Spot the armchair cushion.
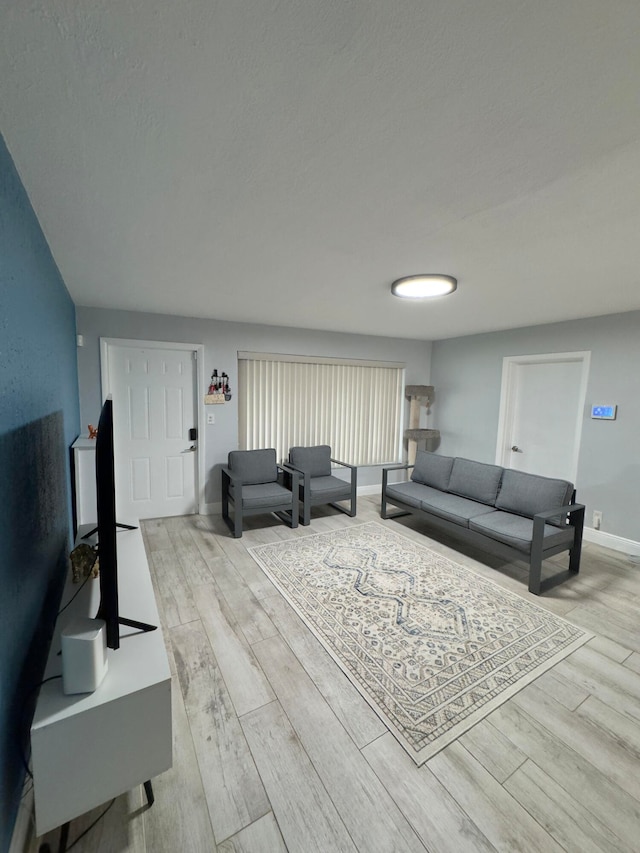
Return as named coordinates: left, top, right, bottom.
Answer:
left=289, top=445, right=332, bottom=478
left=307, top=475, right=352, bottom=500
left=228, top=449, right=278, bottom=485
left=229, top=481, right=294, bottom=509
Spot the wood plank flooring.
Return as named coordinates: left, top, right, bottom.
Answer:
left=34, top=499, right=640, bottom=852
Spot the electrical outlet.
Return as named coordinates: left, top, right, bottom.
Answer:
left=207, top=413, right=215, bottom=425
left=592, top=510, right=602, bottom=530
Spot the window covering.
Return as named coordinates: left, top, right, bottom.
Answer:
left=238, top=353, right=404, bottom=466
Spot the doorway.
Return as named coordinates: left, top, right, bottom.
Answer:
left=101, top=338, right=205, bottom=520
left=495, top=351, right=590, bottom=483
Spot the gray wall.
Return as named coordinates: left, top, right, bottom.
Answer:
left=430, top=310, right=640, bottom=542
left=76, top=307, right=432, bottom=504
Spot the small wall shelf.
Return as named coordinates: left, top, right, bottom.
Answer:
left=204, top=393, right=227, bottom=405
left=206, top=369, right=231, bottom=404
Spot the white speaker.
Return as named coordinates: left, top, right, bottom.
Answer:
left=61, top=617, right=108, bottom=695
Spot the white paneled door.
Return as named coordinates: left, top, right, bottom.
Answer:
left=496, top=352, right=590, bottom=483
left=102, top=340, right=199, bottom=521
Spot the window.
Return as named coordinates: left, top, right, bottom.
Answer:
left=238, top=352, right=404, bottom=465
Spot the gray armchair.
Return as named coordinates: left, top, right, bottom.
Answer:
left=221, top=448, right=300, bottom=538
left=285, top=445, right=357, bottom=526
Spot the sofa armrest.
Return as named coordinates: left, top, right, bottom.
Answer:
left=278, top=464, right=300, bottom=485
left=534, top=503, right=585, bottom=521
left=279, top=462, right=304, bottom=490
left=221, top=465, right=243, bottom=504
left=221, top=465, right=241, bottom=482
left=528, top=502, right=585, bottom=593
left=330, top=458, right=357, bottom=473
left=532, top=502, right=585, bottom=547
left=330, top=459, right=357, bottom=507
left=382, top=463, right=414, bottom=490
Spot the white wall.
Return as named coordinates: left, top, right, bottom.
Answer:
left=76, top=307, right=432, bottom=507
left=430, top=310, right=640, bottom=546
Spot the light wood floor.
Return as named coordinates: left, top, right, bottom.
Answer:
left=36, top=498, right=640, bottom=852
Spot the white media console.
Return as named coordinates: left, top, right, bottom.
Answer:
left=30, top=523, right=172, bottom=837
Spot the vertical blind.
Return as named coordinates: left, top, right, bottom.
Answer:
left=238, top=353, right=404, bottom=465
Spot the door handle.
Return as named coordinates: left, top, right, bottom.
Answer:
left=511, top=445, right=522, bottom=452
left=182, top=445, right=197, bottom=453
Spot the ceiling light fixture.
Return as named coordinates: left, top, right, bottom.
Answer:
left=391, top=274, right=457, bottom=299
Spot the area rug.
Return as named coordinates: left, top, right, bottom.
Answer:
left=248, top=522, right=591, bottom=764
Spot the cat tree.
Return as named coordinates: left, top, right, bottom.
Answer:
left=404, top=385, right=439, bottom=465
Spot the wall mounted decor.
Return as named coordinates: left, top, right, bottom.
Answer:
left=205, top=369, right=232, bottom=404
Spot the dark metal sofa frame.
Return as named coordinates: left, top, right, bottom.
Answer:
left=381, top=463, right=585, bottom=595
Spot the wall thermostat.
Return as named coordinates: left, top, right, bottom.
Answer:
left=591, top=404, right=617, bottom=420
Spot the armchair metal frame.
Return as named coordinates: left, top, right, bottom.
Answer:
left=284, top=457, right=357, bottom=526
left=221, top=464, right=300, bottom=538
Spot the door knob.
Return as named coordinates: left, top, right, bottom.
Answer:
left=511, top=445, right=522, bottom=452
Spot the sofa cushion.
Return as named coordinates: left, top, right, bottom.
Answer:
left=448, top=458, right=503, bottom=505
left=229, top=449, right=278, bottom=485
left=420, top=492, right=497, bottom=527
left=308, top=475, right=351, bottom=500
left=410, top=451, right=454, bottom=491
left=495, top=469, right=573, bottom=523
left=229, top=481, right=293, bottom=509
left=289, top=445, right=332, bottom=478
left=385, top=482, right=444, bottom=509
left=469, top=511, right=574, bottom=554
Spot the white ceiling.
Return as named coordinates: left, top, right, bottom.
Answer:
left=2, top=1, right=640, bottom=340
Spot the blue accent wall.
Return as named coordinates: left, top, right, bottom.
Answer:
left=0, top=133, right=79, bottom=851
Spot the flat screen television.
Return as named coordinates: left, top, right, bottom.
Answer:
left=94, top=396, right=156, bottom=650
left=95, top=396, right=120, bottom=648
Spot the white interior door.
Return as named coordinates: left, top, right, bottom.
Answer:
left=102, top=340, right=200, bottom=521
left=496, top=352, right=590, bottom=483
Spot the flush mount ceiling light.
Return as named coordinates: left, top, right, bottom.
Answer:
left=391, top=274, right=458, bottom=299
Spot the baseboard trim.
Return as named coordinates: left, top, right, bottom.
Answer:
left=201, top=502, right=639, bottom=558
left=201, top=489, right=379, bottom=517
left=583, top=527, right=640, bottom=558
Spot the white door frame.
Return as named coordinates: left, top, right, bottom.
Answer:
left=495, top=351, right=591, bottom=483
left=100, top=337, right=206, bottom=515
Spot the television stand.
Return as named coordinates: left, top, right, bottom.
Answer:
left=38, top=781, right=155, bottom=853
left=118, top=615, right=157, bottom=634
left=81, top=521, right=137, bottom=539
left=30, top=524, right=172, bottom=843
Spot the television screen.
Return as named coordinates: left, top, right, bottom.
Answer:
left=95, top=397, right=120, bottom=649
left=93, top=396, right=156, bottom=650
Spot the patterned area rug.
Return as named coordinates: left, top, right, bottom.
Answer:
left=249, top=522, right=591, bottom=764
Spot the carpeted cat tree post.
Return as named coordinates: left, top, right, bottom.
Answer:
left=404, top=385, right=439, bottom=466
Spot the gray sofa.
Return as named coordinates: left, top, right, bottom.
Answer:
left=381, top=451, right=585, bottom=594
